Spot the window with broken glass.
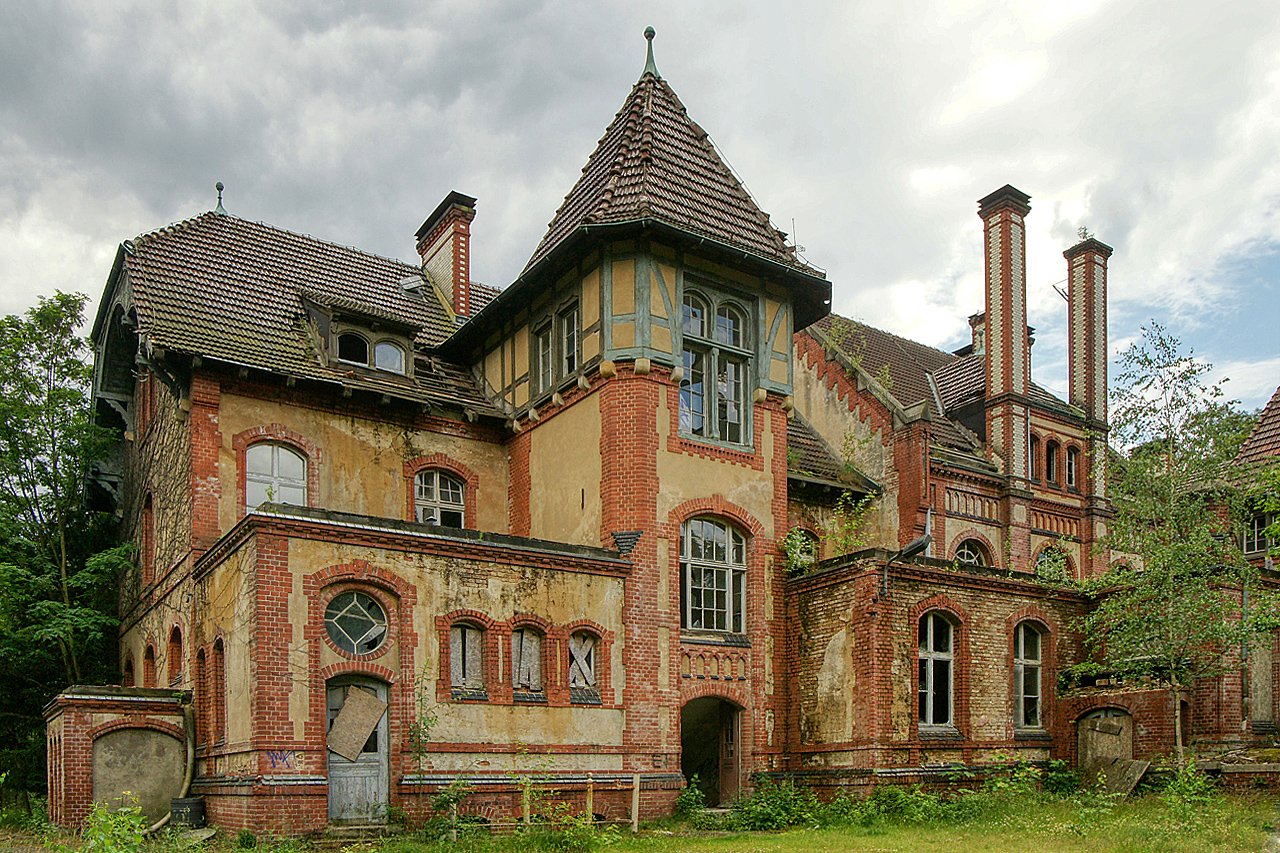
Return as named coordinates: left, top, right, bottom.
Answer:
left=415, top=470, right=465, bottom=526
left=679, top=288, right=752, bottom=445
left=918, top=612, right=954, bottom=728
left=1014, top=622, right=1043, bottom=729
left=325, top=591, right=388, bottom=656
left=680, top=517, right=747, bottom=635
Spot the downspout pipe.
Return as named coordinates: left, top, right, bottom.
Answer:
left=144, top=702, right=196, bottom=835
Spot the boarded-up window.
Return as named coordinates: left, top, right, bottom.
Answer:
left=569, top=632, right=597, bottom=689
left=450, top=625, right=484, bottom=693
left=512, top=629, right=543, bottom=693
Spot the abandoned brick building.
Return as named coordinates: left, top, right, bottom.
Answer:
left=45, top=32, right=1280, bottom=833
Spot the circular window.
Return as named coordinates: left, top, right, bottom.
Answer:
left=325, top=591, right=388, bottom=655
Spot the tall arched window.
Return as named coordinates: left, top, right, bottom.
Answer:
left=450, top=623, right=486, bottom=697
left=680, top=290, right=751, bottom=444
left=569, top=630, right=600, bottom=703
left=211, top=639, right=226, bottom=745
left=123, top=655, right=135, bottom=688
left=1066, top=447, right=1079, bottom=489
left=143, top=645, right=156, bottom=688
left=1014, top=622, right=1044, bottom=729
left=1045, top=440, right=1060, bottom=484
left=1030, top=434, right=1041, bottom=481
left=245, top=443, right=307, bottom=509
left=918, top=612, right=954, bottom=727
left=680, top=517, right=747, bottom=633
left=511, top=627, right=544, bottom=695
left=168, top=626, right=183, bottom=686
left=415, top=470, right=465, bottom=526
left=141, top=493, right=155, bottom=585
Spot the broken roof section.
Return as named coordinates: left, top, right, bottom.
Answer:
left=93, top=211, right=503, bottom=417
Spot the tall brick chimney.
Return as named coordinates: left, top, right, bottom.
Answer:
left=977, top=184, right=1032, bottom=482
left=415, top=191, right=477, bottom=319
left=1064, top=236, right=1112, bottom=428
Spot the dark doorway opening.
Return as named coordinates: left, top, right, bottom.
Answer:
left=681, top=697, right=741, bottom=806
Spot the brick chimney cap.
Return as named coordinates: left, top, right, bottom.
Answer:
left=415, top=190, right=478, bottom=241
left=1064, top=237, right=1114, bottom=260
left=977, top=184, right=1031, bottom=218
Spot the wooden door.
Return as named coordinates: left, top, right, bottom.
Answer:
left=327, top=679, right=389, bottom=823
left=718, top=703, right=740, bottom=804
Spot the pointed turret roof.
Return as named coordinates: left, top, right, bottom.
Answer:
left=523, top=32, right=812, bottom=277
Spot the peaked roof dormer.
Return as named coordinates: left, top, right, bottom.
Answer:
left=524, top=28, right=814, bottom=278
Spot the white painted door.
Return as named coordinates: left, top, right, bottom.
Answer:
left=327, top=679, right=389, bottom=823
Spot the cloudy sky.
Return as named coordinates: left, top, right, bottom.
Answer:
left=2, top=0, right=1277, bottom=409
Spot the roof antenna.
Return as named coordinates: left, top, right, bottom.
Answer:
left=214, top=181, right=227, bottom=215
left=643, top=26, right=659, bottom=78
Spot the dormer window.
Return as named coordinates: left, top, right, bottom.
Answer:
left=332, top=327, right=411, bottom=377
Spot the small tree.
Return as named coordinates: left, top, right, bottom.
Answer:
left=1079, top=322, right=1273, bottom=764
left=0, top=293, right=125, bottom=792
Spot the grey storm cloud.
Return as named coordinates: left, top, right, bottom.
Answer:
left=1, top=0, right=1278, bottom=407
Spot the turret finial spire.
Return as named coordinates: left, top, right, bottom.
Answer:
left=214, top=181, right=227, bottom=215
left=642, top=26, right=659, bottom=78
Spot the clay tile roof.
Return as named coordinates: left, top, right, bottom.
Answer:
left=122, top=212, right=502, bottom=415
left=468, top=282, right=501, bottom=314
left=811, top=314, right=955, bottom=409
left=524, top=70, right=810, bottom=275
left=1236, top=385, right=1280, bottom=468
left=786, top=413, right=879, bottom=494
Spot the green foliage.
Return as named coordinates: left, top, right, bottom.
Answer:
left=0, top=293, right=123, bottom=794
left=728, top=779, right=819, bottom=831
left=526, top=802, right=620, bottom=852
left=778, top=528, right=818, bottom=574
left=1160, top=763, right=1219, bottom=827
left=1041, top=760, right=1081, bottom=795
left=81, top=796, right=147, bottom=853
left=822, top=492, right=875, bottom=556
left=235, top=830, right=257, bottom=849
left=672, top=777, right=706, bottom=819
left=1083, top=323, right=1278, bottom=762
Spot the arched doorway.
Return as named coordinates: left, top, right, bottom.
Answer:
left=681, top=697, right=741, bottom=806
left=1076, top=707, right=1133, bottom=777
left=326, top=676, right=390, bottom=823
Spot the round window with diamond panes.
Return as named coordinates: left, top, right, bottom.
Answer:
left=325, top=591, right=388, bottom=656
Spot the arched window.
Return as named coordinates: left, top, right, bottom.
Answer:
left=415, top=470, right=465, bottom=526
left=325, top=591, right=388, bottom=656
left=680, top=289, right=751, bottom=444
left=569, top=630, right=600, bottom=702
left=450, top=624, right=486, bottom=697
left=511, top=627, right=544, bottom=695
left=1066, top=447, right=1079, bottom=489
left=143, top=645, right=156, bottom=688
left=1014, top=622, right=1044, bottom=729
left=141, top=493, right=155, bottom=585
left=211, top=639, right=226, bottom=745
left=168, top=625, right=183, bottom=686
left=337, top=333, right=369, bottom=365
left=1029, top=434, right=1041, bottom=481
left=1036, top=546, right=1071, bottom=578
left=680, top=517, right=747, bottom=634
left=954, top=539, right=990, bottom=567
left=245, top=442, right=307, bottom=509
left=123, top=655, right=135, bottom=688
left=374, top=341, right=405, bottom=374
left=1045, top=440, right=1060, bottom=484
left=918, top=612, right=954, bottom=727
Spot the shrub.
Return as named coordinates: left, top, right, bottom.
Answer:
left=1161, top=763, right=1219, bottom=826
left=235, top=830, right=257, bottom=849
left=672, top=778, right=706, bottom=819
left=81, top=796, right=148, bottom=853
left=729, top=779, right=819, bottom=831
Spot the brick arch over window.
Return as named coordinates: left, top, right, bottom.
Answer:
left=1032, top=542, right=1078, bottom=578
left=908, top=595, right=970, bottom=736
left=666, top=497, right=767, bottom=539
left=1006, top=607, right=1058, bottom=732
left=948, top=530, right=998, bottom=567
left=142, top=643, right=157, bottom=688
left=167, top=624, right=184, bottom=686
left=435, top=610, right=501, bottom=704
left=303, top=561, right=418, bottom=757
left=402, top=454, right=479, bottom=528
left=232, top=424, right=321, bottom=516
